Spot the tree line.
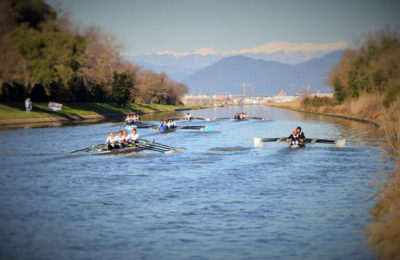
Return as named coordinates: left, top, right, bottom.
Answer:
left=328, top=27, right=400, bottom=107
left=0, top=0, right=188, bottom=106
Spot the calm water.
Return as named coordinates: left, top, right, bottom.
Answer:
left=0, top=105, right=389, bottom=259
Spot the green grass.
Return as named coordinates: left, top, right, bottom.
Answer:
left=0, top=102, right=207, bottom=120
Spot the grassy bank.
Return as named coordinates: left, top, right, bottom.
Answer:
left=265, top=94, right=382, bottom=126
left=0, top=102, right=207, bottom=124
left=266, top=95, right=400, bottom=259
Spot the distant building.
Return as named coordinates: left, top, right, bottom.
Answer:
left=278, top=90, right=287, bottom=96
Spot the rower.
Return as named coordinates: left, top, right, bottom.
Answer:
left=167, top=119, right=176, bottom=129
left=185, top=112, right=193, bottom=121
left=296, top=126, right=305, bottom=143
left=105, top=132, right=117, bottom=150
left=159, top=121, right=168, bottom=131
left=164, top=119, right=169, bottom=129
left=287, top=127, right=306, bottom=145
left=125, top=115, right=132, bottom=124
left=115, top=130, right=125, bottom=148
left=234, top=113, right=239, bottom=120
left=287, top=129, right=299, bottom=145
left=127, top=128, right=140, bottom=144
left=122, top=130, right=129, bottom=146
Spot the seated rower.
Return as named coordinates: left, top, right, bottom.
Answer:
left=115, top=130, right=125, bottom=148
left=287, top=129, right=299, bottom=145
left=296, top=126, right=305, bottom=143
left=185, top=112, right=193, bottom=121
left=163, top=119, right=169, bottom=129
left=127, top=129, right=140, bottom=144
left=167, top=119, right=176, bottom=129
left=105, top=132, right=117, bottom=150
left=159, top=121, right=168, bottom=131
left=287, top=127, right=306, bottom=145
left=122, top=130, right=129, bottom=146
left=234, top=113, right=240, bottom=120
left=125, top=115, right=131, bottom=124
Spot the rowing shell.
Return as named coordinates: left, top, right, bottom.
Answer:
left=254, top=137, right=346, bottom=147
left=93, top=145, right=150, bottom=155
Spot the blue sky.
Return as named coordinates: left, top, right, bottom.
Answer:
left=47, top=0, right=400, bottom=55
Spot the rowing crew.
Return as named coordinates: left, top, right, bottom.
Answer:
left=287, top=126, right=305, bottom=145
left=125, top=114, right=141, bottom=124
left=105, top=129, right=140, bottom=150
left=234, top=112, right=248, bottom=120
left=159, top=119, right=177, bottom=131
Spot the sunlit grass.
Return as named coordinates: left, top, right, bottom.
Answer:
left=0, top=102, right=207, bottom=120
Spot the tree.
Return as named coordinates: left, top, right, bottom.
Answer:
left=111, top=71, right=133, bottom=107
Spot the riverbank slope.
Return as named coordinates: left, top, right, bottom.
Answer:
left=0, top=102, right=207, bottom=126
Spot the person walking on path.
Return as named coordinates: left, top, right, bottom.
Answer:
left=25, top=98, right=32, bottom=113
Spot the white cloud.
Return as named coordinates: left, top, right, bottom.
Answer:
left=149, top=41, right=349, bottom=57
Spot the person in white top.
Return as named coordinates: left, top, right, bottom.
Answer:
left=167, top=119, right=176, bottom=128
left=185, top=112, right=193, bottom=121
left=105, top=132, right=117, bottom=150
left=25, top=98, right=32, bottom=113
left=122, top=130, right=129, bottom=146
left=115, top=131, right=126, bottom=148
left=127, top=129, right=140, bottom=144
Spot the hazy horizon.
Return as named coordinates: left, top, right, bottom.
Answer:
left=46, top=0, right=400, bottom=56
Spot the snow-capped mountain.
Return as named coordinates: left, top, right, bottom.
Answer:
left=125, top=41, right=348, bottom=81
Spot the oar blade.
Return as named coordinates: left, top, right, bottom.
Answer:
left=200, top=126, right=212, bottom=132
left=335, top=139, right=346, bottom=147
left=254, top=137, right=263, bottom=147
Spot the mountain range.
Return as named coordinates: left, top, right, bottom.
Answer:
left=124, top=41, right=347, bottom=95
left=184, top=51, right=343, bottom=95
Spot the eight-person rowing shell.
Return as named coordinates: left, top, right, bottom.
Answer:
left=105, top=129, right=140, bottom=150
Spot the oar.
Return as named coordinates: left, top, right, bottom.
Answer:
left=140, top=139, right=184, bottom=152
left=70, top=143, right=105, bottom=153
left=250, top=116, right=270, bottom=121
left=136, top=142, right=176, bottom=154
left=306, top=138, right=346, bottom=147
left=140, top=139, right=185, bottom=152
left=179, top=125, right=205, bottom=129
left=140, top=139, right=173, bottom=148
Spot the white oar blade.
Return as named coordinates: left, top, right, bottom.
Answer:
left=254, top=137, right=263, bottom=147
left=335, top=139, right=346, bottom=147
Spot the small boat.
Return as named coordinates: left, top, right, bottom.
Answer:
left=290, top=143, right=305, bottom=149
left=254, top=137, right=346, bottom=148
left=93, top=145, right=151, bottom=155
left=159, top=128, right=177, bottom=133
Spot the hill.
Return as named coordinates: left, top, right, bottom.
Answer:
left=183, top=51, right=343, bottom=95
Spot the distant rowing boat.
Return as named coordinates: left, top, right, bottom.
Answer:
left=254, top=137, right=346, bottom=147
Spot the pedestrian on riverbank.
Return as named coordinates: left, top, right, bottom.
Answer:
left=25, top=98, right=32, bottom=113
